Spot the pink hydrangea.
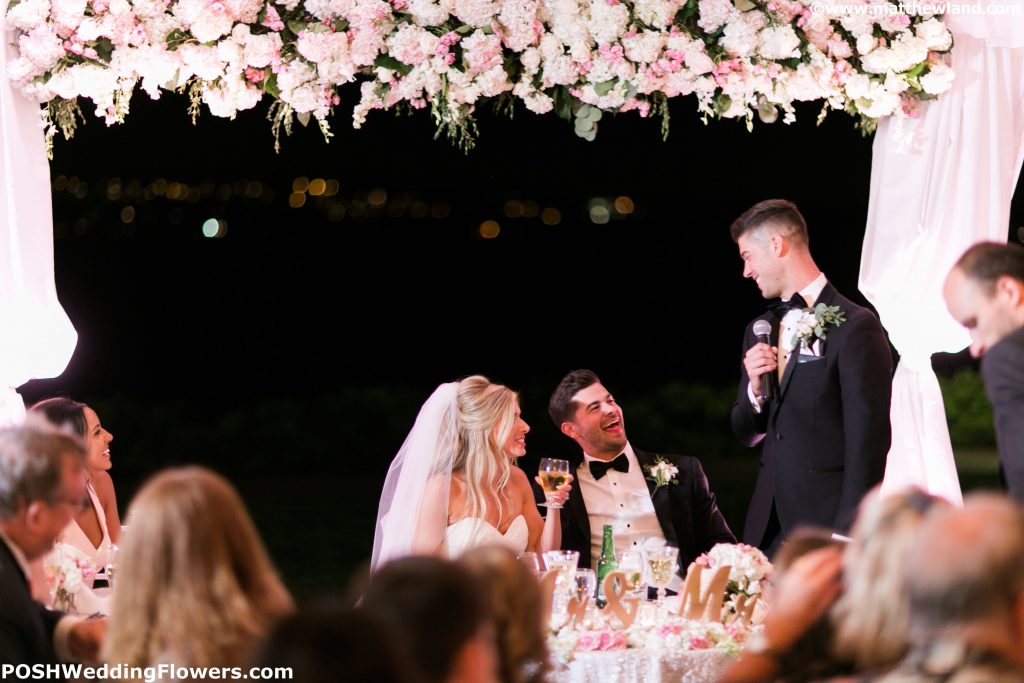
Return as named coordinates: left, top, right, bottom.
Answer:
left=462, top=30, right=502, bottom=73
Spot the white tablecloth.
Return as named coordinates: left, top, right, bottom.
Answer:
left=550, top=648, right=736, bottom=683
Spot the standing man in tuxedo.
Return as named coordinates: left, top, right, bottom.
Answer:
left=547, top=369, right=735, bottom=580
left=730, top=199, right=893, bottom=554
left=0, top=420, right=105, bottom=664
left=943, top=241, right=1024, bottom=500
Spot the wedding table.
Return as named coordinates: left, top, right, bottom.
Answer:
left=549, top=648, right=736, bottom=683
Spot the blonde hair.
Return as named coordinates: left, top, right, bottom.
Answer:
left=103, top=466, right=294, bottom=667
left=452, top=376, right=518, bottom=523
left=830, top=486, right=949, bottom=670
left=460, top=546, right=550, bottom=683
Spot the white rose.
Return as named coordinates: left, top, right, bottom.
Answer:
left=920, top=62, right=954, bottom=94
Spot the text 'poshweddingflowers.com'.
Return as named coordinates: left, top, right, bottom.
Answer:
left=1, top=664, right=294, bottom=682
left=810, top=1, right=1021, bottom=14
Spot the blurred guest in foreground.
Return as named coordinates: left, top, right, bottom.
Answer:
left=719, top=486, right=948, bottom=683
left=0, top=419, right=106, bottom=663
left=102, top=466, right=293, bottom=667
left=460, top=546, right=550, bottom=683
left=251, top=605, right=422, bottom=683
left=359, top=555, right=499, bottom=683
left=874, top=493, right=1024, bottom=682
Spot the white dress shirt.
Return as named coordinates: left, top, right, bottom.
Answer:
left=749, top=272, right=828, bottom=412
left=578, top=443, right=667, bottom=568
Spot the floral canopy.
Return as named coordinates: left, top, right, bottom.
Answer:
left=5, top=0, right=954, bottom=151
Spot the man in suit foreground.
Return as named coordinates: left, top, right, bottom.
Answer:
left=944, top=241, right=1024, bottom=500
left=0, top=420, right=105, bottom=664
left=730, top=199, right=893, bottom=554
left=547, top=369, right=735, bottom=582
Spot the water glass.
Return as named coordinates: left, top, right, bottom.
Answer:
left=517, top=551, right=543, bottom=575
left=573, top=568, right=597, bottom=603
left=541, top=550, right=579, bottom=593
left=617, top=549, right=645, bottom=598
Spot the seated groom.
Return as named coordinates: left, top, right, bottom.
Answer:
left=0, top=419, right=105, bottom=664
left=547, top=369, right=735, bottom=582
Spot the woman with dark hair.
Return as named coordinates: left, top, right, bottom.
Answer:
left=30, top=398, right=120, bottom=562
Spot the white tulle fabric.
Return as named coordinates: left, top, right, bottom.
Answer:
left=860, top=8, right=1024, bottom=505
left=443, top=514, right=528, bottom=558
left=371, top=383, right=457, bottom=571
left=1, top=13, right=78, bottom=425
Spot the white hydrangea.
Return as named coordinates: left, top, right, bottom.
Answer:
left=720, top=11, right=763, bottom=58
left=914, top=17, right=952, bottom=51
left=586, top=0, right=629, bottom=45
left=697, top=0, right=733, bottom=33
left=623, top=30, right=665, bottom=64
left=452, top=0, right=499, bottom=27
left=405, top=0, right=449, bottom=25
left=633, top=0, right=681, bottom=29
left=497, top=0, right=540, bottom=51
left=6, top=0, right=51, bottom=31
left=758, top=25, right=801, bottom=59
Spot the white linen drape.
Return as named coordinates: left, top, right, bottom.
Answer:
left=859, top=7, right=1024, bottom=504
left=1, top=15, right=78, bottom=425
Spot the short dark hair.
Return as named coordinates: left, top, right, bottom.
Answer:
left=953, top=241, right=1024, bottom=294
left=30, top=397, right=88, bottom=437
left=252, top=605, right=422, bottom=683
left=548, top=369, right=602, bottom=428
left=359, top=556, right=489, bottom=683
left=730, top=199, right=808, bottom=246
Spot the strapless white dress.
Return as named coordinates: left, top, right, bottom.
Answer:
left=443, top=514, right=529, bottom=557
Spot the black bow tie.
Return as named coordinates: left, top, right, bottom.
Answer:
left=767, top=293, right=808, bottom=318
left=590, top=454, right=629, bottom=480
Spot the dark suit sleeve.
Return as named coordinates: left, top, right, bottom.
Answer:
left=685, top=456, right=736, bottom=549
left=834, top=312, right=893, bottom=530
left=982, top=338, right=1024, bottom=500
left=731, top=327, right=769, bottom=448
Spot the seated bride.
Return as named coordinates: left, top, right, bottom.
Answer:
left=29, top=398, right=120, bottom=613
left=372, top=376, right=572, bottom=568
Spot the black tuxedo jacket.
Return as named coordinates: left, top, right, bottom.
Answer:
left=730, top=283, right=893, bottom=549
left=0, top=538, right=63, bottom=665
left=982, top=325, right=1024, bottom=501
left=553, top=449, right=735, bottom=576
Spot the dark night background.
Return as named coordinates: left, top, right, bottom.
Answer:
left=17, top=87, right=1024, bottom=599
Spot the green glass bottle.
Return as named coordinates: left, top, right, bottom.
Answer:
left=595, top=524, right=617, bottom=608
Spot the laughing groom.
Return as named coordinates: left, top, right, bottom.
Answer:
left=547, top=369, right=735, bottom=577
left=730, top=199, right=893, bottom=554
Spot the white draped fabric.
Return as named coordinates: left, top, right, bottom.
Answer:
left=1, top=15, right=78, bottom=425
left=860, top=7, right=1024, bottom=504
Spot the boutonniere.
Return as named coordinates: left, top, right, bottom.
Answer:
left=645, top=456, right=679, bottom=496
left=790, top=303, right=845, bottom=350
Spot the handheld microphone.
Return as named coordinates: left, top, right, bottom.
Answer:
left=752, top=319, right=776, bottom=403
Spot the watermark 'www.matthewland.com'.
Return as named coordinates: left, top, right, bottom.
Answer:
left=810, top=1, right=1021, bottom=15
left=1, top=664, right=294, bottom=682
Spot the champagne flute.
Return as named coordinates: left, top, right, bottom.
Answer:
left=105, top=544, right=119, bottom=590
left=538, top=458, right=570, bottom=508
left=617, top=549, right=645, bottom=599
left=646, top=544, right=678, bottom=605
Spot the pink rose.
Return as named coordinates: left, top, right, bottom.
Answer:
left=690, top=636, right=713, bottom=649
left=576, top=633, right=600, bottom=651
